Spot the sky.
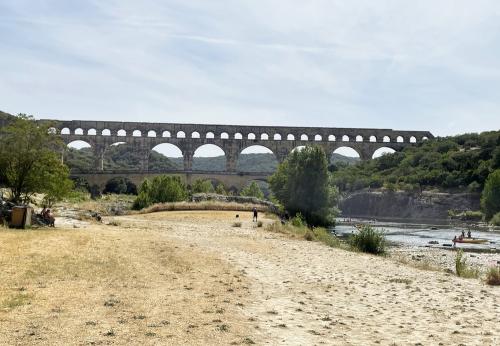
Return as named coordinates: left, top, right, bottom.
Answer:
left=1, top=0, right=500, bottom=143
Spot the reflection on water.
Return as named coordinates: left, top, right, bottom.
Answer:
left=333, top=219, right=500, bottom=251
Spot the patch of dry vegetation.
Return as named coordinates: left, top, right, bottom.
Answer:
left=265, top=221, right=341, bottom=248
left=141, top=201, right=272, bottom=214
left=0, top=224, right=252, bottom=345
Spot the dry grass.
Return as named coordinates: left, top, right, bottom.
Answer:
left=485, top=266, right=500, bottom=285
left=265, top=221, right=341, bottom=248
left=0, top=224, right=251, bottom=345
left=141, top=201, right=272, bottom=214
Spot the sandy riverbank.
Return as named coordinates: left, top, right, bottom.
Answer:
left=1, top=210, right=499, bottom=345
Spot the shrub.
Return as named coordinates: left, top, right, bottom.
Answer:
left=257, top=221, right=263, bottom=227
left=485, top=266, right=500, bottom=285
left=291, top=213, right=306, bottom=227
left=232, top=222, right=242, bottom=227
left=349, top=225, right=386, bottom=255
left=455, top=250, right=479, bottom=278
left=490, top=212, right=500, bottom=226
left=240, top=182, right=264, bottom=200
left=132, top=175, right=187, bottom=210
left=191, top=179, right=215, bottom=194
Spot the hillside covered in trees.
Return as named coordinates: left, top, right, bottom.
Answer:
left=64, top=145, right=358, bottom=173
left=331, top=131, right=500, bottom=192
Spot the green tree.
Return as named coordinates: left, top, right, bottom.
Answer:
left=240, top=181, right=264, bottom=200
left=269, top=146, right=339, bottom=226
left=191, top=179, right=215, bottom=194
left=132, top=175, right=187, bottom=210
left=481, top=169, right=500, bottom=221
left=0, top=114, right=73, bottom=204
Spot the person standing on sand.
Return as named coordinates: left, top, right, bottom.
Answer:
left=252, top=207, right=258, bottom=222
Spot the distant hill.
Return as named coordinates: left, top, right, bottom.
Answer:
left=65, top=145, right=359, bottom=173
left=0, top=110, right=14, bottom=123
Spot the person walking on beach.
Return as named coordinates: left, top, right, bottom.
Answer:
left=252, top=207, right=258, bottom=222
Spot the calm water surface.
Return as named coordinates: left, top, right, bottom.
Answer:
left=333, top=219, right=500, bottom=251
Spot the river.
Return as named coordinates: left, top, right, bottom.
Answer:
left=333, top=219, right=500, bottom=251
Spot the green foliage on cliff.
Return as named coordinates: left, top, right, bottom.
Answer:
left=481, top=169, right=500, bottom=221
left=331, top=131, right=500, bottom=192
left=269, top=146, right=340, bottom=227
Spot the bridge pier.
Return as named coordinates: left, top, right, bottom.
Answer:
left=94, top=146, right=105, bottom=171
left=183, top=150, right=193, bottom=171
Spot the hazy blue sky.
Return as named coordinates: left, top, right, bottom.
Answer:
left=1, top=0, right=500, bottom=137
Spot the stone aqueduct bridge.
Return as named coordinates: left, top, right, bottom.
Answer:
left=42, top=119, right=433, bottom=190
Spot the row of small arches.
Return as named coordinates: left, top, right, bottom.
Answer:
left=57, top=127, right=427, bottom=143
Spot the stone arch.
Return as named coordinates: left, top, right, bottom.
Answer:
left=87, top=129, right=97, bottom=136
left=206, top=132, right=215, bottom=139
left=74, top=128, right=84, bottom=135
left=356, top=135, right=363, bottom=142
left=67, top=140, right=92, bottom=149
left=150, top=143, right=183, bottom=170
left=332, top=146, right=360, bottom=160
left=300, top=134, right=309, bottom=141
left=274, top=134, right=282, bottom=140
left=328, top=135, right=335, bottom=142
left=287, top=134, right=295, bottom=141
left=48, top=127, right=58, bottom=134
left=314, top=134, right=322, bottom=141
left=383, top=136, right=390, bottom=143
left=372, top=147, right=396, bottom=159
left=369, top=135, right=377, bottom=142
left=261, top=133, right=269, bottom=140
left=342, top=135, right=349, bottom=142
left=147, top=130, right=156, bottom=137
left=102, top=129, right=111, bottom=136
left=61, top=127, right=70, bottom=135
left=221, top=132, right=229, bottom=139
left=191, top=131, right=201, bottom=139
left=117, top=129, right=126, bottom=137
left=237, top=145, right=278, bottom=173
left=235, top=133, right=243, bottom=140
left=162, top=130, right=171, bottom=138
left=397, top=136, right=404, bottom=143
left=292, top=145, right=305, bottom=152
left=177, top=131, right=186, bottom=138
left=132, top=130, right=142, bottom=137
left=65, top=140, right=94, bottom=171
left=248, top=133, right=256, bottom=140
left=410, top=136, right=417, bottom=143
left=193, top=144, right=226, bottom=171
left=422, top=136, right=429, bottom=141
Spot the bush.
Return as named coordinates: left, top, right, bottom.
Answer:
left=455, top=250, right=479, bottom=278
left=191, top=179, right=215, bottom=194
left=240, top=182, right=264, bottom=200
left=257, top=221, right=263, bottom=227
left=349, top=225, right=386, bottom=255
left=485, top=266, right=500, bottom=285
left=291, top=213, right=306, bottom=227
left=232, top=222, right=242, bottom=227
left=132, top=175, right=188, bottom=210
left=490, top=212, right=500, bottom=226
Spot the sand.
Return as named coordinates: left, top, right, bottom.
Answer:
left=1, top=210, right=499, bottom=345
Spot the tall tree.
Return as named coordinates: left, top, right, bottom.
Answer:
left=481, top=169, right=500, bottom=221
left=240, top=181, right=265, bottom=199
left=269, top=146, right=339, bottom=226
left=0, top=114, right=73, bottom=204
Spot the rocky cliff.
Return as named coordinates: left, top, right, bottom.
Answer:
left=339, top=190, right=480, bottom=221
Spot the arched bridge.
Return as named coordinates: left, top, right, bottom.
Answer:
left=41, top=119, right=433, bottom=172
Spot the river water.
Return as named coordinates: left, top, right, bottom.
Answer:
left=333, top=219, right=500, bottom=251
